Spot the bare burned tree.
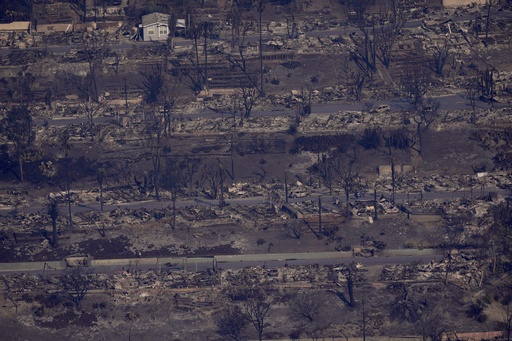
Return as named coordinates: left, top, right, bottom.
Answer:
left=344, top=0, right=377, bottom=77
left=57, top=71, right=104, bottom=142
left=429, top=42, right=451, bottom=77
left=60, top=268, right=91, bottom=309
left=415, top=310, right=445, bottom=341
left=400, top=65, right=433, bottom=109
left=216, top=306, right=249, bottom=341
left=319, top=156, right=336, bottom=195
left=284, top=0, right=301, bottom=39
left=96, top=166, right=106, bottom=212
left=220, top=18, right=262, bottom=121
left=328, top=263, right=359, bottom=308
left=483, top=0, right=500, bottom=47
left=202, top=20, right=215, bottom=90
left=464, top=71, right=480, bottom=123
left=8, top=72, right=35, bottom=105
left=374, top=0, right=405, bottom=68
left=410, top=98, right=441, bottom=156
left=332, top=140, right=361, bottom=209
left=222, top=19, right=260, bottom=91
left=82, top=33, right=109, bottom=102
left=383, top=127, right=412, bottom=200
left=389, top=283, right=427, bottom=323
left=255, top=0, right=266, bottom=96
left=171, top=50, right=205, bottom=93
left=62, top=35, right=108, bottom=136
left=171, top=13, right=210, bottom=93
left=160, top=157, right=185, bottom=230
left=1, top=105, right=33, bottom=183
left=81, top=100, right=104, bottom=142
left=286, top=219, right=306, bottom=240
left=141, top=64, right=166, bottom=105
left=500, top=298, right=512, bottom=341
left=141, top=63, right=177, bottom=137
left=181, top=154, right=201, bottom=190
left=227, top=3, right=243, bottom=48
left=143, top=115, right=166, bottom=200
left=242, top=291, right=274, bottom=341
left=140, top=62, right=177, bottom=200
left=238, top=86, right=260, bottom=126
left=290, top=290, right=323, bottom=323
left=358, top=126, right=382, bottom=150
left=297, top=86, right=313, bottom=117
left=338, top=54, right=368, bottom=102
left=202, top=160, right=228, bottom=205
left=486, top=201, right=512, bottom=273
left=60, top=129, right=73, bottom=228
left=167, top=9, right=178, bottom=53
left=480, top=66, right=498, bottom=108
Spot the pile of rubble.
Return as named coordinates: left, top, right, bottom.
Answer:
left=351, top=198, right=399, bottom=217
left=379, top=250, right=486, bottom=289
left=227, top=182, right=266, bottom=198
left=0, top=191, right=28, bottom=210
left=374, top=171, right=512, bottom=194
left=110, top=268, right=219, bottom=290
left=221, top=264, right=354, bottom=288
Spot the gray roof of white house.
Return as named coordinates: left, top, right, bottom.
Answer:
left=141, top=12, right=170, bottom=27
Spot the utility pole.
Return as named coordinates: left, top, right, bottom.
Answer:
left=318, top=196, right=322, bottom=238
left=362, top=296, right=367, bottom=341
left=391, top=158, right=395, bottom=202
left=258, top=0, right=265, bottom=97
left=284, top=171, right=289, bottom=204
left=94, top=0, right=97, bottom=23
left=373, top=189, right=378, bottom=220
left=230, top=135, right=235, bottom=179
left=204, top=21, right=209, bottom=91
left=124, top=79, right=128, bottom=116
left=218, top=160, right=225, bottom=207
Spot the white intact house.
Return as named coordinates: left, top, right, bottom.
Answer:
left=140, top=12, right=170, bottom=41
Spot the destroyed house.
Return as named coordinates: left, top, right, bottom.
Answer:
left=33, top=3, right=80, bottom=33
left=141, top=12, right=169, bottom=41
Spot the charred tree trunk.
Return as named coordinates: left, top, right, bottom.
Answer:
left=52, top=218, right=57, bottom=248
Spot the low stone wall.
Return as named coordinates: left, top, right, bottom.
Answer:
left=442, top=0, right=485, bottom=7
left=409, top=213, right=443, bottom=223
left=379, top=249, right=442, bottom=257
left=378, top=164, right=414, bottom=175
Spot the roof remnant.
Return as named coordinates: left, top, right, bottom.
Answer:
left=141, top=12, right=170, bottom=28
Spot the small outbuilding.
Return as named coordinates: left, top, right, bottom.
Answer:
left=140, top=12, right=170, bottom=41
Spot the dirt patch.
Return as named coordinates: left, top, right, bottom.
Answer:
left=188, top=244, right=241, bottom=256
left=76, top=235, right=134, bottom=259
left=35, top=310, right=97, bottom=330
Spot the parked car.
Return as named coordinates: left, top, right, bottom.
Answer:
left=372, top=104, right=391, bottom=113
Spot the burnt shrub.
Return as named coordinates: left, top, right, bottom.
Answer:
left=466, top=302, right=487, bottom=323
left=359, top=127, right=381, bottom=150
left=281, top=61, right=301, bottom=70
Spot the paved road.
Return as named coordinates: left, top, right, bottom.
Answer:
left=0, top=251, right=444, bottom=275
left=88, top=253, right=444, bottom=274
